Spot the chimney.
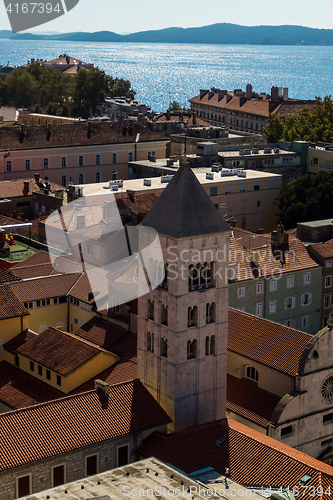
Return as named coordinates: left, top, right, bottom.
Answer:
left=77, top=214, right=85, bottom=227
left=192, top=111, right=197, bottom=125
left=199, top=89, right=209, bottom=99
left=34, top=172, right=39, bottom=182
left=166, top=109, right=171, bottom=121
left=246, top=84, right=252, bottom=100
left=226, top=94, right=232, bottom=103
left=283, top=88, right=288, bottom=101
left=270, top=86, right=279, bottom=101
left=23, top=181, right=29, bottom=192
left=95, top=379, right=110, bottom=397
left=45, top=182, right=51, bottom=191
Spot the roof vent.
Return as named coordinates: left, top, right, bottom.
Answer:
left=206, top=173, right=214, bottom=180
left=109, top=180, right=123, bottom=188
left=111, top=185, right=118, bottom=191
left=299, top=474, right=312, bottom=485
left=95, top=379, right=110, bottom=397
left=215, top=437, right=226, bottom=446
left=143, top=179, right=151, bottom=186
left=237, top=170, right=246, bottom=178
left=211, top=166, right=219, bottom=172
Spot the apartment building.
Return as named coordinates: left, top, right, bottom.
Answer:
left=308, top=142, right=333, bottom=173
left=308, top=240, right=333, bottom=327
left=0, top=121, right=169, bottom=185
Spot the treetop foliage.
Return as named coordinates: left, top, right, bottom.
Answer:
left=264, top=96, right=333, bottom=144
left=275, top=171, right=333, bottom=229
left=0, top=64, right=135, bottom=119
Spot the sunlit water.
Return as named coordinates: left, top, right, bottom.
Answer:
left=1, top=39, right=333, bottom=111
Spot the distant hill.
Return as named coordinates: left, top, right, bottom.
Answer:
left=6, top=23, right=333, bottom=45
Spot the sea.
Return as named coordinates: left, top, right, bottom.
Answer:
left=1, top=39, right=333, bottom=112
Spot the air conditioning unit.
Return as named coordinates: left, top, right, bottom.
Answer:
left=206, top=173, right=214, bottom=180
left=143, top=179, right=151, bottom=186
left=161, top=175, right=173, bottom=184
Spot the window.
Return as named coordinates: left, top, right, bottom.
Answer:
left=36, top=299, right=51, bottom=307
left=38, top=365, right=43, bottom=376
left=210, top=186, right=218, bottom=196
left=43, top=157, right=49, bottom=168
left=327, top=260, right=333, bottom=268
left=287, top=275, right=294, bottom=288
left=78, top=173, right=84, bottom=184
left=325, top=276, right=332, bottom=288
left=237, top=307, right=245, bottom=312
left=61, top=157, right=67, bottom=168
left=52, top=464, right=66, bottom=487
left=187, top=339, right=197, bottom=359
left=301, top=293, right=312, bottom=306
left=56, top=375, right=62, bottom=387
left=112, top=153, right=117, bottom=164
left=304, top=272, right=311, bottom=284
left=268, top=180, right=275, bottom=189
left=239, top=183, right=246, bottom=193
left=324, top=295, right=331, bottom=309
left=323, top=413, right=333, bottom=423
left=24, top=301, right=34, bottom=309
left=321, top=438, right=332, bottom=446
left=188, top=306, right=198, bottom=327
left=302, top=315, right=309, bottom=329
left=284, top=319, right=295, bottom=328
left=95, top=154, right=101, bottom=165
left=225, top=185, right=231, bottom=194
left=237, top=286, right=245, bottom=298
left=128, top=152, right=133, bottom=161
left=117, top=444, right=129, bottom=467
left=29, top=360, right=34, bottom=372
left=25, top=159, right=30, bottom=170
left=256, top=282, right=263, bottom=294
left=254, top=183, right=260, bottom=191
left=70, top=297, right=80, bottom=306
left=16, top=475, right=31, bottom=497
left=246, top=366, right=258, bottom=382
left=61, top=174, right=67, bottom=187
left=74, top=317, right=78, bottom=325
left=270, top=280, right=277, bottom=291
left=46, top=369, right=51, bottom=381
left=242, top=199, right=246, bottom=215
left=95, top=171, right=101, bottom=183
left=281, top=425, right=292, bottom=437
left=161, top=304, right=168, bottom=326
left=78, top=155, right=84, bottom=166
left=284, top=297, right=295, bottom=309
left=6, top=160, right=12, bottom=172
left=257, top=199, right=261, bottom=212
left=270, top=300, right=276, bottom=313
left=86, top=454, right=98, bottom=476
left=256, top=303, right=263, bottom=316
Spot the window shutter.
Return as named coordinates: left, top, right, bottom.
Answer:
left=309, top=293, right=312, bottom=304
left=292, top=297, right=295, bottom=308
left=301, top=295, right=304, bottom=306
left=284, top=298, right=288, bottom=309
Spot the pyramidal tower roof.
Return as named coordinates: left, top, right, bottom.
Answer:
left=142, top=159, right=230, bottom=238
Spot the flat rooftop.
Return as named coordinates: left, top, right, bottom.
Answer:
left=20, top=457, right=266, bottom=500
left=298, top=218, right=333, bottom=228
left=77, top=168, right=282, bottom=197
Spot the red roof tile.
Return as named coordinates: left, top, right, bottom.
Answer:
left=0, top=361, right=62, bottom=410
left=68, top=272, right=94, bottom=304
left=226, top=375, right=280, bottom=427
left=16, top=326, right=109, bottom=376
left=75, top=317, right=130, bottom=351
left=0, top=285, right=28, bottom=319
left=17, top=250, right=51, bottom=266
left=3, top=329, right=36, bottom=354
left=115, top=192, right=158, bottom=215
left=139, top=418, right=333, bottom=498
left=0, top=379, right=171, bottom=472
left=0, top=178, right=62, bottom=198
left=228, top=308, right=311, bottom=376
left=309, top=240, right=333, bottom=260
left=10, top=263, right=55, bottom=280
left=7, top=273, right=81, bottom=302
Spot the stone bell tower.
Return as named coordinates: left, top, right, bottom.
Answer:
left=137, top=160, right=230, bottom=432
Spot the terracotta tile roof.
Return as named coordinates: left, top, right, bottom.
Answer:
left=3, top=329, right=36, bottom=354
left=230, top=232, right=319, bottom=281
left=16, top=326, right=109, bottom=375
left=0, top=378, right=171, bottom=472
left=71, top=358, right=137, bottom=394
left=115, top=192, right=158, bottom=215
left=155, top=112, right=210, bottom=126
left=0, top=361, right=62, bottom=410
left=7, top=273, right=81, bottom=302
left=189, top=92, right=275, bottom=118
left=68, top=272, right=95, bottom=304
left=0, top=122, right=167, bottom=153
left=228, top=308, right=311, bottom=376
left=309, top=240, right=333, bottom=260
left=275, top=100, right=317, bottom=117
left=17, top=250, right=51, bottom=266
left=0, top=178, right=63, bottom=198
left=0, top=285, right=28, bottom=319
left=0, top=269, right=21, bottom=283
left=226, top=375, right=280, bottom=427
left=10, top=263, right=55, bottom=280
left=111, top=333, right=137, bottom=361
left=75, top=317, right=131, bottom=352
left=139, top=417, right=333, bottom=497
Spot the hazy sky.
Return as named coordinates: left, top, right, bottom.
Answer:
left=0, top=0, right=333, bottom=33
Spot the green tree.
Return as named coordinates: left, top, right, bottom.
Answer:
left=6, top=68, right=37, bottom=107
left=263, top=114, right=284, bottom=142
left=275, top=171, right=333, bottom=229
left=169, top=100, right=183, bottom=112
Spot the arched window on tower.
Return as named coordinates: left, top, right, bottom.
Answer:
left=206, top=302, right=216, bottom=324
left=187, top=339, right=197, bottom=359
left=162, top=264, right=168, bottom=289
left=246, top=366, right=259, bottom=382
left=188, top=306, right=198, bottom=327
left=161, top=337, right=168, bottom=358
left=161, top=304, right=168, bottom=326
left=147, top=332, right=154, bottom=352
left=147, top=299, right=154, bottom=321
left=210, top=335, right=215, bottom=354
